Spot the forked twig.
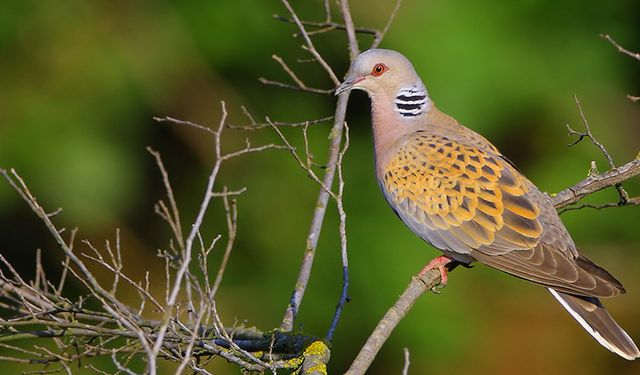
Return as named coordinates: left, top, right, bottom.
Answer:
left=567, top=95, right=630, bottom=205
left=280, top=0, right=340, bottom=86
left=259, top=54, right=334, bottom=95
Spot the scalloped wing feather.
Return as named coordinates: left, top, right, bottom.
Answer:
left=382, top=131, right=542, bottom=255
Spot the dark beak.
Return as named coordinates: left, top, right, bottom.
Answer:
left=334, top=76, right=364, bottom=96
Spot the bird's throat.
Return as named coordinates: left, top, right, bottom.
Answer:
left=371, top=95, right=424, bottom=177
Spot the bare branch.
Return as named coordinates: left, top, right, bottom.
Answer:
left=258, top=77, right=333, bottom=95
left=371, top=0, right=403, bottom=49
left=345, top=269, right=443, bottom=375
left=627, top=95, right=640, bottom=103
left=568, top=96, right=617, bottom=169
left=150, top=102, right=231, bottom=368
left=272, top=16, right=379, bottom=43
left=566, top=95, right=631, bottom=205
left=322, top=0, right=331, bottom=23
left=600, top=34, right=640, bottom=103
left=552, top=159, right=640, bottom=209
left=147, top=148, right=184, bottom=248
left=339, top=0, right=359, bottom=61
left=174, top=302, right=207, bottom=375
left=325, top=124, right=350, bottom=342
left=601, top=34, right=640, bottom=61
left=267, top=117, right=334, bottom=193
left=402, top=348, right=410, bottom=375
left=153, top=116, right=214, bottom=135
left=259, top=54, right=334, bottom=95
left=0, top=168, right=155, bottom=368
left=279, top=0, right=340, bottom=86
left=210, top=188, right=238, bottom=298
left=228, top=116, right=333, bottom=131
left=558, top=196, right=640, bottom=214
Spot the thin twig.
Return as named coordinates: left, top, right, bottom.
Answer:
left=627, top=95, right=640, bottom=103
left=371, top=0, right=403, bottom=49
left=210, top=188, right=238, bottom=298
left=280, top=0, right=340, bottom=86
left=600, top=34, right=640, bottom=103
left=402, top=348, right=410, bottom=375
left=267, top=117, right=334, bottom=194
left=55, top=229, right=76, bottom=297
left=174, top=302, right=207, bottom=375
left=260, top=54, right=333, bottom=95
left=0, top=168, right=155, bottom=371
left=153, top=116, right=215, bottom=135
left=323, top=0, right=331, bottom=23
left=339, top=0, right=359, bottom=61
left=325, top=124, right=350, bottom=343
left=568, top=95, right=630, bottom=204
left=272, top=15, right=379, bottom=40
left=228, top=116, right=333, bottom=131
left=558, top=196, right=640, bottom=214
left=601, top=34, right=640, bottom=61
left=147, top=148, right=184, bottom=248
left=258, top=78, right=333, bottom=95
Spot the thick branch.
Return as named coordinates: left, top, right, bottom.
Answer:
left=345, top=269, right=442, bottom=375
left=551, top=158, right=640, bottom=209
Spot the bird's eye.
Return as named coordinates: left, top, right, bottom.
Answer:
left=371, top=63, right=388, bottom=77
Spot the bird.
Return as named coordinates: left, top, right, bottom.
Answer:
left=335, top=48, right=639, bottom=360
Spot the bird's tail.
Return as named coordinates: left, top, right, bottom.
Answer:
left=548, top=288, right=639, bottom=360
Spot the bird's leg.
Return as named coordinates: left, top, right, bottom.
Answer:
left=418, top=255, right=453, bottom=290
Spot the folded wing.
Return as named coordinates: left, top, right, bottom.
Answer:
left=381, top=131, right=624, bottom=297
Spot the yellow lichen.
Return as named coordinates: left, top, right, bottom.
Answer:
left=304, top=364, right=328, bottom=375
left=303, top=341, right=328, bottom=357
left=299, top=341, right=329, bottom=374
left=282, top=356, right=304, bottom=368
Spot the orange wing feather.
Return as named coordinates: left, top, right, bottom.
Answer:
left=382, top=131, right=542, bottom=254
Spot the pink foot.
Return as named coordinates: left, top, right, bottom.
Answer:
left=418, top=255, right=452, bottom=285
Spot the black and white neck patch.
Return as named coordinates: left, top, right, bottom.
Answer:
left=395, top=87, right=429, bottom=117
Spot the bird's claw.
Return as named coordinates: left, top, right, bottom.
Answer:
left=418, top=256, right=451, bottom=292
left=430, top=282, right=447, bottom=294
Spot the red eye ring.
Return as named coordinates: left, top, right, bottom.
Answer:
left=371, top=63, right=388, bottom=77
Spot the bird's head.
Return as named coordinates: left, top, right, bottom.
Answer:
left=335, top=49, right=425, bottom=97
left=336, top=49, right=430, bottom=118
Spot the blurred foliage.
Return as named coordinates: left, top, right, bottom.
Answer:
left=1, top=0, right=639, bottom=374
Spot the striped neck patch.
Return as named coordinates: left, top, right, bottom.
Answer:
left=395, top=87, right=429, bottom=117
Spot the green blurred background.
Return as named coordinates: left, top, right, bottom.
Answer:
left=1, top=0, right=640, bottom=374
